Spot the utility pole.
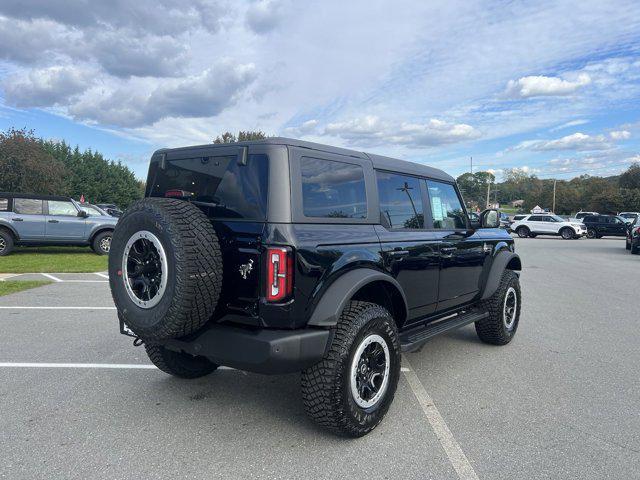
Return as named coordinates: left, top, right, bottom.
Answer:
left=486, top=181, right=491, bottom=209
left=470, top=156, right=473, bottom=174
left=552, top=179, right=557, bottom=213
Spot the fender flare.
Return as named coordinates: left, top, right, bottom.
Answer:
left=480, top=250, right=522, bottom=300
left=307, top=268, right=408, bottom=327
left=0, top=222, right=19, bottom=240
left=89, top=226, right=115, bottom=243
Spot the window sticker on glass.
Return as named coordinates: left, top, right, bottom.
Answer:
left=431, top=196, right=444, bottom=221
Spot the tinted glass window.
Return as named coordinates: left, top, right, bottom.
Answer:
left=301, top=157, right=367, bottom=219
left=148, top=154, right=269, bottom=220
left=583, top=216, right=596, bottom=222
left=529, top=216, right=543, bottom=222
left=513, top=215, right=526, bottom=220
left=48, top=200, right=77, bottom=216
left=14, top=198, right=43, bottom=215
left=377, top=172, right=424, bottom=229
left=0, top=198, right=7, bottom=211
left=426, top=180, right=466, bottom=229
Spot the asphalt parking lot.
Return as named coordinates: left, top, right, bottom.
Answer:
left=1, top=237, right=638, bottom=480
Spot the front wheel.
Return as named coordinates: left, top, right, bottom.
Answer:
left=561, top=228, right=574, bottom=240
left=516, top=227, right=530, bottom=238
left=301, top=301, right=401, bottom=437
left=145, top=344, right=218, bottom=378
left=475, top=270, right=521, bottom=345
left=587, top=228, right=597, bottom=239
left=92, top=231, right=113, bottom=255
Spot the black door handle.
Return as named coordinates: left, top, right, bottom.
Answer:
left=441, top=247, right=457, bottom=255
left=12, top=218, right=23, bottom=222
left=388, top=248, right=410, bottom=257
left=48, top=219, right=59, bottom=223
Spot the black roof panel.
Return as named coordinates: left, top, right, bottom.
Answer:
left=153, top=137, right=454, bottom=182
left=0, top=192, right=72, bottom=202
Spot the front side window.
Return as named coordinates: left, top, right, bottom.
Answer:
left=300, top=157, right=367, bottom=219
left=48, top=200, right=78, bottom=216
left=80, top=204, right=104, bottom=216
left=14, top=198, right=43, bottom=215
left=148, top=153, right=269, bottom=220
left=426, top=180, right=466, bottom=229
left=528, top=216, right=543, bottom=222
left=376, top=171, right=424, bottom=229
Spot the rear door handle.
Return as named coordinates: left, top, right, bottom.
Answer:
left=12, top=218, right=23, bottom=222
left=48, top=219, right=59, bottom=223
left=441, top=247, right=457, bottom=255
left=388, top=248, right=410, bottom=258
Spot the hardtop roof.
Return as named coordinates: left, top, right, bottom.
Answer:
left=153, top=137, right=454, bottom=182
left=0, top=192, right=72, bottom=202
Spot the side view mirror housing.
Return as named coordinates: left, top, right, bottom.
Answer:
left=77, top=210, right=89, bottom=218
left=479, top=209, right=500, bottom=228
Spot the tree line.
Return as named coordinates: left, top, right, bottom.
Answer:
left=0, top=128, right=143, bottom=208
left=457, top=164, right=640, bottom=214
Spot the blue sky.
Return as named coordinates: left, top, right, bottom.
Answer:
left=1, top=0, right=639, bottom=180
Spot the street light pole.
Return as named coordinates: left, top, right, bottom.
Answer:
left=552, top=179, right=557, bottom=213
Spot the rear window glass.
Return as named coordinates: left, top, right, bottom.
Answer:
left=300, top=157, right=367, bottom=219
left=147, top=154, right=269, bottom=220
left=14, top=198, right=43, bottom=215
left=0, top=198, right=7, bottom=211
left=376, top=171, right=423, bottom=229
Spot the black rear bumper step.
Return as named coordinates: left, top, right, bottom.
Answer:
left=400, top=309, right=489, bottom=352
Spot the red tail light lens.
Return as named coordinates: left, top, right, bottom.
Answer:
left=265, top=247, right=294, bottom=302
left=634, top=227, right=640, bottom=236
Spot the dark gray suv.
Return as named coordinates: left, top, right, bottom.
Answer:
left=0, top=193, right=118, bottom=256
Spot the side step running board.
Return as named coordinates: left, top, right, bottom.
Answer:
left=399, top=309, right=489, bottom=352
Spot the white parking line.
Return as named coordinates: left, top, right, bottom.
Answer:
left=0, top=306, right=116, bottom=310
left=41, top=273, right=62, bottom=282
left=403, top=358, right=479, bottom=480
left=94, top=272, right=110, bottom=279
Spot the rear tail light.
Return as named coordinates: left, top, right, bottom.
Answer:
left=265, top=247, right=294, bottom=302
left=634, top=227, right=640, bottom=236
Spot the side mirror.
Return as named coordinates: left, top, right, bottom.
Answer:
left=479, top=209, right=500, bottom=228
left=77, top=210, right=89, bottom=218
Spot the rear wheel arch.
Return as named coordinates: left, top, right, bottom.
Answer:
left=307, top=269, right=408, bottom=328
left=0, top=224, right=18, bottom=241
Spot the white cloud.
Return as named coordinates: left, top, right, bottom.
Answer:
left=322, top=116, right=480, bottom=147
left=505, top=73, right=591, bottom=98
left=69, top=63, right=257, bottom=127
left=3, top=66, right=93, bottom=107
left=246, top=0, right=286, bottom=34
left=549, top=119, right=589, bottom=132
left=515, top=132, right=613, bottom=152
left=609, top=130, right=631, bottom=140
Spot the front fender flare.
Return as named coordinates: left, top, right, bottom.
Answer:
left=480, top=250, right=522, bottom=300
left=307, top=268, right=408, bottom=327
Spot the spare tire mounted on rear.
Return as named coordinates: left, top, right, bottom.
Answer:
left=109, top=198, right=222, bottom=341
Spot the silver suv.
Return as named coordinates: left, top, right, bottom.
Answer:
left=0, top=193, right=118, bottom=256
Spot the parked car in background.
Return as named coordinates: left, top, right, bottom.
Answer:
left=618, top=212, right=640, bottom=224
left=511, top=214, right=586, bottom=239
left=575, top=211, right=599, bottom=220
left=0, top=193, right=118, bottom=256
left=582, top=215, right=628, bottom=239
left=96, top=203, right=123, bottom=217
left=626, top=215, right=640, bottom=254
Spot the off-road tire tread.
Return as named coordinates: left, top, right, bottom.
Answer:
left=301, top=301, right=400, bottom=437
left=145, top=344, right=218, bottom=378
left=111, top=198, right=222, bottom=340
left=475, top=270, right=521, bottom=345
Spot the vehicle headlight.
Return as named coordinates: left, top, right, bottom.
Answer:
left=571, top=223, right=581, bottom=228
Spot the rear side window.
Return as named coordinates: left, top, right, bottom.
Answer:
left=300, top=157, right=367, bottom=219
left=148, top=154, right=269, bottom=220
left=529, top=216, right=543, bottom=222
left=426, top=180, right=466, bottom=229
left=513, top=215, right=526, bottom=220
left=0, top=198, right=7, bottom=211
left=376, top=171, right=423, bottom=229
left=14, top=198, right=43, bottom=215
left=48, top=200, right=77, bottom=216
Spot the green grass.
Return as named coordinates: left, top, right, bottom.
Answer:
left=0, top=280, right=52, bottom=296
left=0, top=246, right=107, bottom=273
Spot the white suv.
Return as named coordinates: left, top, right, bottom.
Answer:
left=511, top=214, right=587, bottom=239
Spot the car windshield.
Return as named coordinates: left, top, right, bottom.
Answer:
left=80, top=204, right=104, bottom=216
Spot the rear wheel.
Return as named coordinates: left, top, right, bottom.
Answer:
left=0, top=229, right=14, bottom=256
left=626, top=238, right=631, bottom=250
left=145, top=344, right=218, bottom=378
left=516, top=226, right=530, bottom=238
left=301, top=301, right=401, bottom=437
left=632, top=243, right=639, bottom=255
left=476, top=270, right=521, bottom=345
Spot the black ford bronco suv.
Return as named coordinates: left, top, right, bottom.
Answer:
left=109, top=138, right=522, bottom=437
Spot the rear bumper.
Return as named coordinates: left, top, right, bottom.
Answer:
left=159, top=324, right=331, bottom=374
